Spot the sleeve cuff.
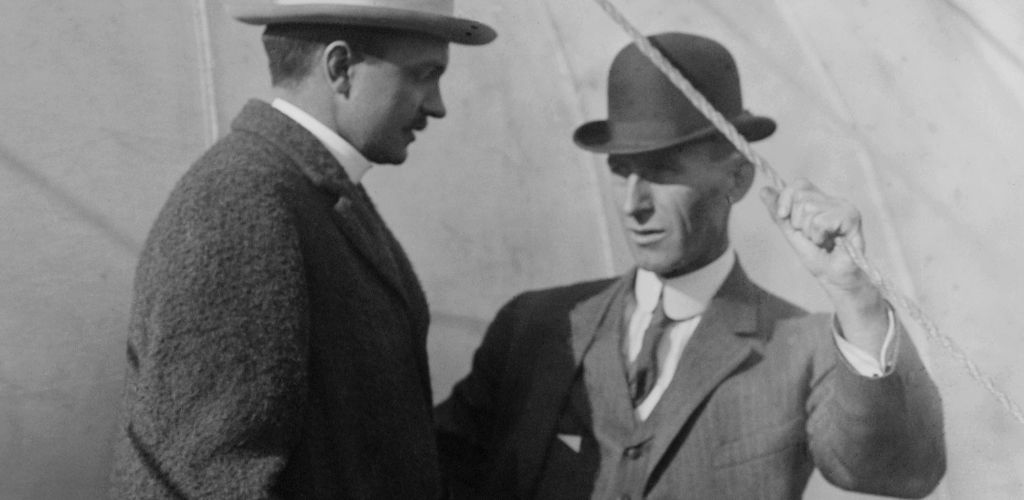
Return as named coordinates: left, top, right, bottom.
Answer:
left=832, top=306, right=899, bottom=378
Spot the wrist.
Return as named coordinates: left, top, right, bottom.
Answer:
left=820, top=267, right=878, bottom=306
left=829, top=281, right=889, bottom=353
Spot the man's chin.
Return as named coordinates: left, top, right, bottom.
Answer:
left=632, top=253, right=695, bottom=279
left=633, top=257, right=677, bottom=278
left=367, top=148, right=409, bottom=165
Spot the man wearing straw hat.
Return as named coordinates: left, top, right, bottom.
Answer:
left=436, top=32, right=945, bottom=499
left=111, top=1, right=494, bottom=498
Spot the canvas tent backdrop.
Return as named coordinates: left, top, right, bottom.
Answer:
left=1, top=0, right=1022, bottom=498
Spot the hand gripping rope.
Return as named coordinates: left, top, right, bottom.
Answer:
left=592, top=0, right=1024, bottom=425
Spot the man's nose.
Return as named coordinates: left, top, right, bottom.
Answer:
left=424, top=85, right=446, bottom=119
left=622, top=173, right=654, bottom=223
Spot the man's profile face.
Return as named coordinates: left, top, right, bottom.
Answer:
left=608, top=140, right=740, bottom=278
left=347, top=33, right=449, bottom=164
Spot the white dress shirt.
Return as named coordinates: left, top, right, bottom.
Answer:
left=271, top=98, right=373, bottom=183
left=627, top=249, right=898, bottom=421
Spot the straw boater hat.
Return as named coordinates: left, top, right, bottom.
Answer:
left=227, top=0, right=496, bottom=45
left=574, top=32, right=774, bottom=154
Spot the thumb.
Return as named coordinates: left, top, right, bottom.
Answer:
left=759, top=186, right=782, bottom=223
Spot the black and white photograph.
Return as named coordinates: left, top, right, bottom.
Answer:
left=0, top=0, right=1021, bottom=498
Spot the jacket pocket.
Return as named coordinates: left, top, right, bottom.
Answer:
left=713, top=416, right=805, bottom=468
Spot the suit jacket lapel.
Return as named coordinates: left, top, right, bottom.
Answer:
left=579, top=292, right=638, bottom=444
left=515, top=273, right=632, bottom=498
left=570, top=273, right=634, bottom=366
left=644, top=265, right=766, bottom=481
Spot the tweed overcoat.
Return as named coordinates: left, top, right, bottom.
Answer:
left=436, top=265, right=945, bottom=499
left=112, top=100, right=441, bottom=499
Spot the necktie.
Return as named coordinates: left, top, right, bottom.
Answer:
left=628, top=293, right=673, bottom=407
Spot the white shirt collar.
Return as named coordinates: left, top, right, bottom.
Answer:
left=271, top=98, right=373, bottom=184
left=634, top=249, right=736, bottom=320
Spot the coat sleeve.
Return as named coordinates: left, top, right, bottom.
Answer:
left=435, top=294, right=525, bottom=498
left=121, top=166, right=310, bottom=499
left=805, top=315, right=946, bottom=498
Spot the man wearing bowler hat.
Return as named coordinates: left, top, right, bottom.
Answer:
left=436, top=32, right=945, bottom=499
left=111, top=1, right=494, bottom=498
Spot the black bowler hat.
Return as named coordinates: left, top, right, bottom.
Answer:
left=574, top=32, right=775, bottom=154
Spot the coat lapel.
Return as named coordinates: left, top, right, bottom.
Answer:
left=515, top=273, right=632, bottom=498
left=230, top=100, right=418, bottom=317
left=644, top=265, right=766, bottom=481
left=336, top=186, right=434, bottom=403
left=328, top=187, right=416, bottom=312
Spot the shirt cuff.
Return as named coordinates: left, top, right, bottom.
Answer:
left=832, top=307, right=899, bottom=378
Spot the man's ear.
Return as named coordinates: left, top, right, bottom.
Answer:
left=324, top=40, right=360, bottom=96
left=725, top=153, right=756, bottom=204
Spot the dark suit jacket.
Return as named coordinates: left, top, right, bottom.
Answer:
left=112, top=100, right=442, bottom=499
left=436, top=265, right=945, bottom=499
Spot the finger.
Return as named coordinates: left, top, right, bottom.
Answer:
left=761, top=187, right=810, bottom=242
left=789, top=197, right=821, bottom=235
left=774, top=184, right=795, bottom=220
left=806, top=211, right=837, bottom=251
left=790, top=177, right=816, bottom=192
left=780, top=215, right=824, bottom=257
left=762, top=188, right=837, bottom=269
left=834, top=204, right=865, bottom=254
left=812, top=199, right=866, bottom=252
left=776, top=178, right=823, bottom=221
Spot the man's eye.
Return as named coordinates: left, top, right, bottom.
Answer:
left=419, top=67, right=444, bottom=81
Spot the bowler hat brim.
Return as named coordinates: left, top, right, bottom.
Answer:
left=573, top=111, right=776, bottom=155
left=228, top=4, right=496, bottom=45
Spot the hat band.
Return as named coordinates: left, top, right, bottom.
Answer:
left=608, top=119, right=709, bottom=142
left=275, top=0, right=454, bottom=16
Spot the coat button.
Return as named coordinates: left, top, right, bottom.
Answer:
left=623, top=445, right=643, bottom=460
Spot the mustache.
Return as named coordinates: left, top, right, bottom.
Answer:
left=409, top=117, right=429, bottom=131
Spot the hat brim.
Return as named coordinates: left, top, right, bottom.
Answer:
left=227, top=4, right=496, bottom=45
left=573, top=112, right=776, bottom=155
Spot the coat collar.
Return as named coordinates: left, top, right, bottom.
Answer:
left=270, top=98, right=373, bottom=184
left=231, top=99, right=422, bottom=325
left=232, top=99, right=350, bottom=195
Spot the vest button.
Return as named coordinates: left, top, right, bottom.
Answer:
left=618, top=495, right=632, bottom=500
left=623, top=445, right=643, bottom=460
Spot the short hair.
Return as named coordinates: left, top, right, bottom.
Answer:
left=261, top=24, right=389, bottom=87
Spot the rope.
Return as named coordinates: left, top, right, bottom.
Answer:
left=592, top=0, right=1024, bottom=425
